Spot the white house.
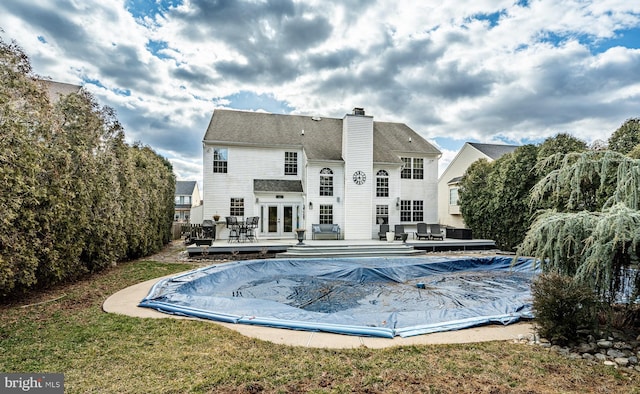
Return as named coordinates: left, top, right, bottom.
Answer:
left=202, top=108, right=441, bottom=240
left=174, top=180, right=202, bottom=223
left=437, top=142, right=518, bottom=229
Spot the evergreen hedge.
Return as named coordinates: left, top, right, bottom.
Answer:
left=0, top=38, right=175, bottom=298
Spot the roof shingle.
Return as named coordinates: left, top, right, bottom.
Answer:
left=203, top=109, right=440, bottom=163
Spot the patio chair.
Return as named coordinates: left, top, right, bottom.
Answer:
left=394, top=225, right=407, bottom=240
left=245, top=216, right=259, bottom=242
left=378, top=224, right=389, bottom=240
left=428, top=223, right=444, bottom=240
left=415, top=222, right=430, bottom=240
left=225, top=216, right=239, bottom=242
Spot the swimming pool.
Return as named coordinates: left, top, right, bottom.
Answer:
left=139, top=255, right=537, bottom=338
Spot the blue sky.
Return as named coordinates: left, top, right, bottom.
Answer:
left=1, top=0, right=640, bottom=180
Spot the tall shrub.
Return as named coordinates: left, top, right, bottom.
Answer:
left=0, top=37, right=175, bottom=297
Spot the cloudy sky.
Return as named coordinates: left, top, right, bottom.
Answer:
left=1, top=0, right=639, bottom=181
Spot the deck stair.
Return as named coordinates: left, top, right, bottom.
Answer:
left=276, top=242, right=425, bottom=258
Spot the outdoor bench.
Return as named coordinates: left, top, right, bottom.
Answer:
left=311, top=224, right=341, bottom=240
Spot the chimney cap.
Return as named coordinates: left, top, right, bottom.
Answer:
left=352, top=107, right=365, bottom=116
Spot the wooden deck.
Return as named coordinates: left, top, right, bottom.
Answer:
left=185, top=237, right=498, bottom=257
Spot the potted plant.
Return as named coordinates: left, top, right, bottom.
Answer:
left=386, top=231, right=395, bottom=242
left=295, top=228, right=306, bottom=245
left=213, top=214, right=220, bottom=222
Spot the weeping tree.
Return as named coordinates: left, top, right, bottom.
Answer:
left=518, top=150, right=640, bottom=305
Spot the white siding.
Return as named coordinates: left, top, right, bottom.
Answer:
left=399, top=155, right=439, bottom=224
left=305, top=162, right=345, bottom=232
left=203, top=144, right=303, bottom=221
left=342, top=114, right=374, bottom=239
left=437, top=143, right=489, bottom=228
left=372, top=165, right=402, bottom=237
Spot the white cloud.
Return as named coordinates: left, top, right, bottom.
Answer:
left=1, top=0, right=639, bottom=182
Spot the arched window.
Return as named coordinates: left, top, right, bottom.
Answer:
left=320, top=168, right=333, bottom=196
left=376, top=170, right=389, bottom=197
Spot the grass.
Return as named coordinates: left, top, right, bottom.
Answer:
left=1, top=258, right=639, bottom=393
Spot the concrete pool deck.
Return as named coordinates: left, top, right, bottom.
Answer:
left=103, top=273, right=535, bottom=349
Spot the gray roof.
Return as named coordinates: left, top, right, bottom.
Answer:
left=203, top=109, right=440, bottom=163
left=468, top=142, right=518, bottom=160
left=175, top=180, right=197, bottom=195
left=447, top=176, right=463, bottom=184
left=254, top=179, right=304, bottom=193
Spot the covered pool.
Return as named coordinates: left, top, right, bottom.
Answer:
left=139, top=256, right=537, bottom=338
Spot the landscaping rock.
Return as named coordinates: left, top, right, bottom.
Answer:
left=614, top=357, right=629, bottom=367
left=595, top=353, right=607, bottom=362
left=597, top=340, right=613, bottom=349
left=607, top=349, right=626, bottom=359
left=577, top=342, right=596, bottom=353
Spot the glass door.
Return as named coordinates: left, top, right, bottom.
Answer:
left=262, top=203, right=299, bottom=238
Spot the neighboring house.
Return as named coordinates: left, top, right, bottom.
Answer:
left=202, top=108, right=441, bottom=240
left=39, top=80, right=81, bottom=103
left=438, top=142, right=518, bottom=228
left=174, top=181, right=201, bottom=222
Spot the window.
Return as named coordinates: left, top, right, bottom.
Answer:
left=400, top=200, right=424, bottom=222
left=230, top=198, right=244, bottom=217
left=320, top=168, right=333, bottom=196
left=449, top=187, right=459, bottom=206
left=401, top=157, right=424, bottom=179
left=319, top=204, right=333, bottom=224
left=284, top=152, right=297, bottom=175
left=376, top=205, right=389, bottom=224
left=213, top=148, right=228, bottom=173
left=412, top=200, right=424, bottom=221
left=412, top=158, right=424, bottom=179
left=400, top=200, right=412, bottom=221
left=376, top=170, right=389, bottom=197
left=174, top=196, right=190, bottom=205
left=401, top=157, right=412, bottom=179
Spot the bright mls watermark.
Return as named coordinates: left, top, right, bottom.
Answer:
left=1, top=373, right=64, bottom=393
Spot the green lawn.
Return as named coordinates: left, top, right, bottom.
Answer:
left=1, top=259, right=637, bottom=393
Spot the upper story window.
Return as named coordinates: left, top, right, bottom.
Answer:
left=320, top=168, right=333, bottom=196
left=284, top=152, right=297, bottom=175
left=412, top=158, right=424, bottom=179
left=174, top=196, right=191, bottom=205
left=401, top=157, right=424, bottom=179
left=401, top=158, right=411, bottom=179
left=213, top=148, right=228, bottom=173
left=376, top=170, right=389, bottom=197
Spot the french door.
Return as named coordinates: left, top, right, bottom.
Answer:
left=262, top=203, right=300, bottom=238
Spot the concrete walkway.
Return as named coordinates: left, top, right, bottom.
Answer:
left=103, top=272, right=535, bottom=349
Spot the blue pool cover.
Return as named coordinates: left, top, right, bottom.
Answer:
left=139, top=256, right=537, bottom=338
